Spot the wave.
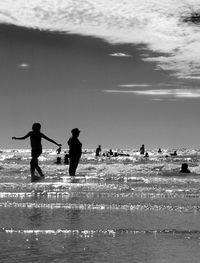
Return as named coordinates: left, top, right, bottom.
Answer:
left=1, top=228, right=200, bottom=238
left=0, top=201, right=199, bottom=213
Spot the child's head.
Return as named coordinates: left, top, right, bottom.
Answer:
left=32, top=123, right=41, bottom=132
left=71, top=128, right=80, bottom=137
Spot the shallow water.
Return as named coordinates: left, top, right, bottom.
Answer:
left=1, top=149, right=200, bottom=262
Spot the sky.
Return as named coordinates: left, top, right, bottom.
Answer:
left=0, top=0, right=200, bottom=149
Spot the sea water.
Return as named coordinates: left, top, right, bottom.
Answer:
left=1, top=148, right=200, bottom=262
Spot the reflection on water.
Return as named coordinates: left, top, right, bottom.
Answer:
left=28, top=208, right=43, bottom=229
left=1, top=149, right=200, bottom=262
left=1, top=229, right=200, bottom=263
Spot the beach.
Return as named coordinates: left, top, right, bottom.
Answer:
left=1, top=149, right=200, bottom=262
left=1, top=1, right=200, bottom=262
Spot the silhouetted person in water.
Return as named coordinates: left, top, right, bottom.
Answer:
left=56, top=146, right=62, bottom=164
left=56, top=146, right=62, bottom=154
left=180, top=163, right=191, bottom=173
left=140, top=144, right=145, bottom=155
left=109, top=149, right=113, bottom=156
left=95, top=145, right=102, bottom=157
left=64, top=153, right=69, bottom=165
left=68, top=128, right=82, bottom=176
left=170, top=150, right=177, bottom=156
left=12, top=123, right=62, bottom=182
left=158, top=148, right=162, bottom=153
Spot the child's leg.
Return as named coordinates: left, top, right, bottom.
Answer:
left=30, top=157, right=36, bottom=174
left=35, top=163, right=44, bottom=177
left=30, top=156, right=39, bottom=181
left=35, top=151, right=44, bottom=177
left=31, top=150, right=44, bottom=178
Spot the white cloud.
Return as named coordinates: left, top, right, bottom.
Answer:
left=0, top=0, right=200, bottom=79
left=118, top=83, right=177, bottom=88
left=151, top=99, right=165, bottom=101
left=119, top=84, right=151, bottom=88
left=18, top=63, right=29, bottom=68
left=104, top=89, right=200, bottom=99
left=109, top=53, right=132, bottom=57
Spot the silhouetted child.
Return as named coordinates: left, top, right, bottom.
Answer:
left=68, top=128, right=82, bottom=176
left=140, top=144, right=145, bottom=155
left=12, top=123, right=62, bottom=182
left=95, top=145, right=102, bottom=157
left=158, top=148, right=162, bottom=153
left=180, top=163, right=191, bottom=173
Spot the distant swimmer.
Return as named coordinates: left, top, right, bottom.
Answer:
left=56, top=146, right=62, bottom=154
left=140, top=144, right=145, bottom=155
left=56, top=146, right=62, bottom=164
left=170, top=150, right=177, bottom=156
left=12, top=123, right=62, bottom=182
left=56, top=157, right=61, bottom=164
left=180, top=163, right=191, bottom=173
left=158, top=148, right=162, bottom=153
left=64, top=153, right=69, bottom=165
left=95, top=145, right=102, bottom=157
left=109, top=149, right=113, bottom=156
left=144, top=152, right=149, bottom=158
left=68, top=128, right=82, bottom=177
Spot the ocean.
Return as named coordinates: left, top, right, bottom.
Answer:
left=1, top=148, right=200, bottom=262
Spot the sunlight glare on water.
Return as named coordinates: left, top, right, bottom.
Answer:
left=1, top=148, right=200, bottom=262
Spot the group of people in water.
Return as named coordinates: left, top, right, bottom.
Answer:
left=12, top=123, right=82, bottom=182
left=139, top=144, right=190, bottom=173
left=12, top=123, right=191, bottom=182
left=139, top=144, right=178, bottom=158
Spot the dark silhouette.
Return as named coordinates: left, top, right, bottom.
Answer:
left=158, top=148, right=162, bottom=153
left=56, top=157, right=61, bottom=164
left=56, top=146, right=62, bottom=164
left=68, top=128, right=82, bottom=176
left=180, top=163, right=191, bottom=173
left=170, top=150, right=177, bottom=156
left=56, top=146, right=62, bottom=154
left=140, top=144, right=145, bottom=155
left=109, top=149, right=113, bottom=156
left=144, top=152, right=149, bottom=158
left=12, top=123, right=61, bottom=182
left=95, top=145, right=102, bottom=157
left=118, top=152, right=130, bottom=157
left=64, top=153, right=69, bottom=165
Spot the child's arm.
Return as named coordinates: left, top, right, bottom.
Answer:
left=12, top=132, right=31, bottom=140
left=41, top=134, right=62, bottom=147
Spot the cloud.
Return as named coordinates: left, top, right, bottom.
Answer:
left=118, top=84, right=151, bottom=88
left=18, top=63, right=29, bottom=68
left=103, top=89, right=200, bottom=99
left=109, top=53, right=132, bottom=57
left=151, top=99, right=165, bottom=101
left=133, top=89, right=200, bottom=98
left=118, top=83, right=178, bottom=88
left=0, top=0, right=200, bottom=79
